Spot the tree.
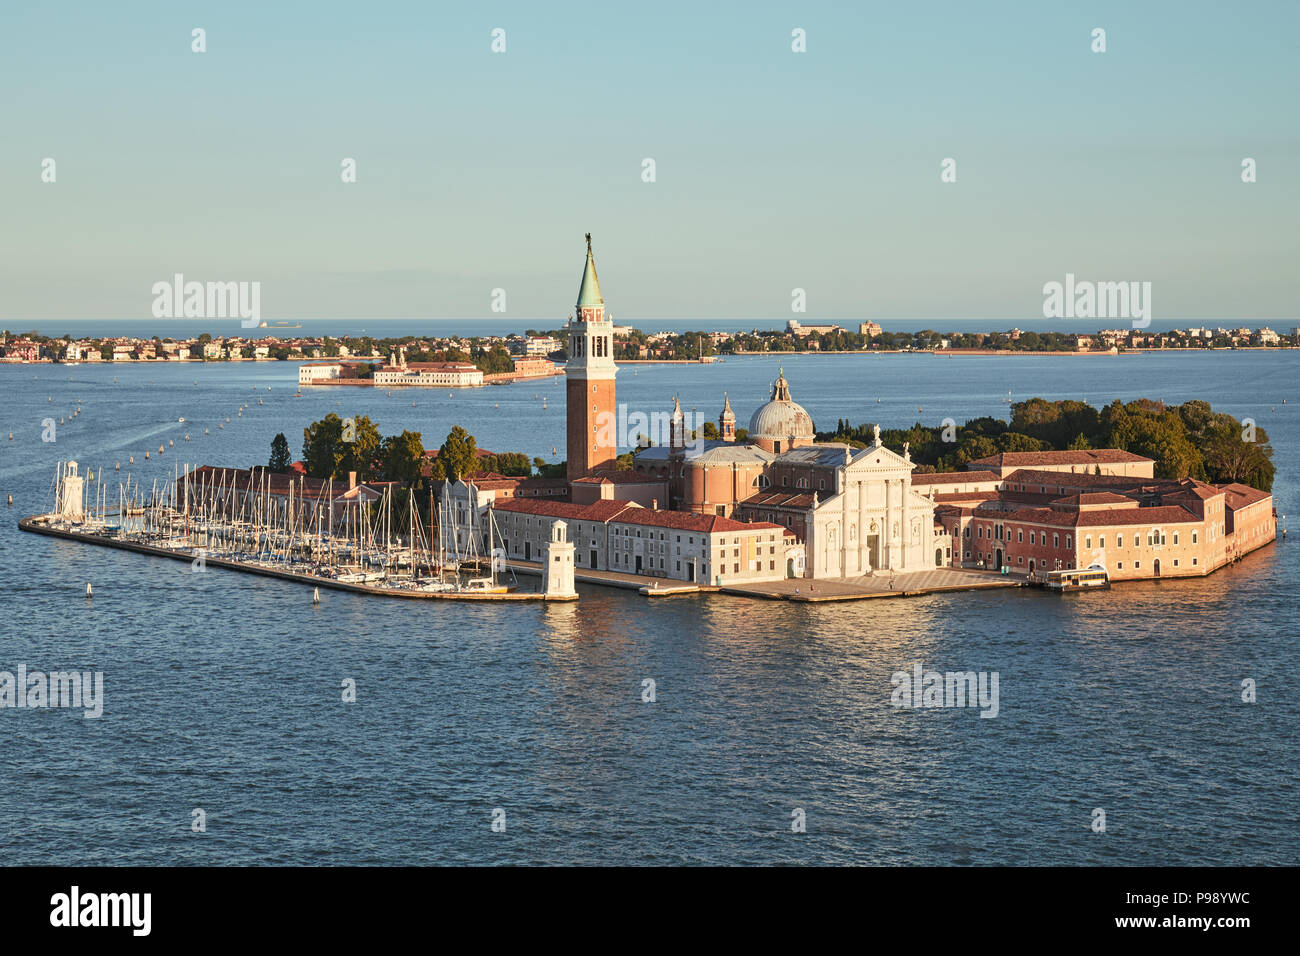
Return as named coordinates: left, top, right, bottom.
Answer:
left=268, top=433, right=292, bottom=472
left=339, top=415, right=382, bottom=480
left=479, top=451, right=532, bottom=477
left=302, top=413, right=381, bottom=480
left=433, top=426, right=477, bottom=482
left=1200, top=417, right=1275, bottom=491
left=302, top=414, right=345, bottom=479
left=381, top=430, right=425, bottom=486
left=472, top=345, right=515, bottom=374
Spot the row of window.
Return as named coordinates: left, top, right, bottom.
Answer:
left=969, top=551, right=1201, bottom=571
left=963, top=523, right=1200, bottom=550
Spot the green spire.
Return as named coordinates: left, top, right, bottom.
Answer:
left=577, top=232, right=603, bottom=307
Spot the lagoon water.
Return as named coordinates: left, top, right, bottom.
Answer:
left=0, top=350, right=1296, bottom=865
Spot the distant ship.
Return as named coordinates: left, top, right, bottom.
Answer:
left=259, top=321, right=303, bottom=328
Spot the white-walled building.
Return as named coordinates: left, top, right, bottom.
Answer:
left=489, top=498, right=797, bottom=585
left=298, top=363, right=342, bottom=385
left=372, top=350, right=484, bottom=387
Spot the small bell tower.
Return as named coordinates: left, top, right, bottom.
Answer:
left=669, top=396, right=686, bottom=451
left=719, top=393, right=735, bottom=442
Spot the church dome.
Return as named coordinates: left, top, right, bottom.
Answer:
left=748, top=371, right=814, bottom=440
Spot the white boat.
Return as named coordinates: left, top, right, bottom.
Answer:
left=335, top=570, right=386, bottom=584
left=1043, top=564, right=1110, bottom=591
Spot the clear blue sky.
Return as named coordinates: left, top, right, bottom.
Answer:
left=1, top=1, right=1296, bottom=323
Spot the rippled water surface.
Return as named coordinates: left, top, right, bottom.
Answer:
left=0, top=351, right=1296, bottom=864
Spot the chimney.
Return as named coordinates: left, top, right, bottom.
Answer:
left=652, top=498, right=658, bottom=510
left=348, top=471, right=357, bottom=490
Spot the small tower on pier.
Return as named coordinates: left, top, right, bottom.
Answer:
left=542, top=519, right=577, bottom=599
left=58, top=461, right=85, bottom=519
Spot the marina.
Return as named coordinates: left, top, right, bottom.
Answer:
left=19, top=461, right=575, bottom=602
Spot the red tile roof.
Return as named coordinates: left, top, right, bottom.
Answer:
left=912, top=470, right=1000, bottom=484
left=492, top=498, right=622, bottom=521
left=1003, top=469, right=1174, bottom=491
left=571, top=471, right=668, bottom=485
left=1220, top=483, right=1271, bottom=508
left=581, top=500, right=646, bottom=521
left=1050, top=492, right=1135, bottom=507
left=933, top=490, right=1001, bottom=504
left=613, top=510, right=785, bottom=534
left=492, top=497, right=784, bottom=534
left=970, top=449, right=1153, bottom=468
left=739, top=491, right=817, bottom=509
left=979, top=503, right=1200, bottom=528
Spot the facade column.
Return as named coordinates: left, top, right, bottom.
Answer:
left=900, top=476, right=908, bottom=570
left=884, top=477, right=893, bottom=570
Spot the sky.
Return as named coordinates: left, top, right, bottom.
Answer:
left=1, top=1, right=1297, bottom=324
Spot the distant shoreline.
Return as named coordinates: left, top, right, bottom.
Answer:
left=3, top=346, right=1299, bottom=368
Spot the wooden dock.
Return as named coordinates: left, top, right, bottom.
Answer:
left=18, top=517, right=576, bottom=602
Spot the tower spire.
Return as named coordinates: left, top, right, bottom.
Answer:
left=719, top=392, right=736, bottom=442
left=577, top=233, right=603, bottom=309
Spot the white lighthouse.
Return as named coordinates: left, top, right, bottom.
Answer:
left=57, top=461, right=85, bottom=520
left=542, top=519, right=577, bottom=599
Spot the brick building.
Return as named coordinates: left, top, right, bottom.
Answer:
left=933, top=466, right=1275, bottom=580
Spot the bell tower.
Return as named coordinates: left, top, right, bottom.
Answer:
left=719, top=393, right=736, bottom=442
left=565, top=233, right=618, bottom=479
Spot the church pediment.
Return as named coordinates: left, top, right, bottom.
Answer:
left=846, top=444, right=913, bottom=476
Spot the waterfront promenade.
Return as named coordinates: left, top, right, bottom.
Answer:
left=505, top=557, right=1017, bottom=602
left=723, top=566, right=1020, bottom=602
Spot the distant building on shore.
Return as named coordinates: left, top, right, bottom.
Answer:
left=374, top=349, right=483, bottom=387
left=299, top=362, right=342, bottom=386
left=523, top=335, right=560, bottom=356
left=787, top=319, right=842, bottom=336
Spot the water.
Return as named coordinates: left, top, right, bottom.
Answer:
left=0, top=351, right=1295, bottom=865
